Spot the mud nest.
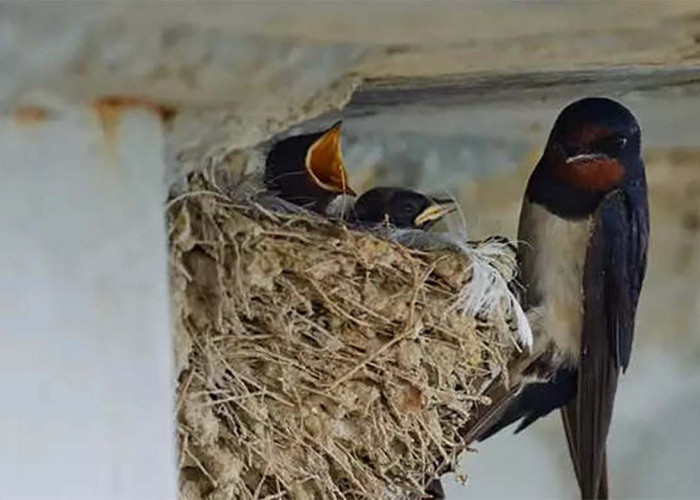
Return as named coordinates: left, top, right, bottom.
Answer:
left=169, top=172, right=525, bottom=500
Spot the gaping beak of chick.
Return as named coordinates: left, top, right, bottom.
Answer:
left=305, top=121, right=356, bottom=196
left=413, top=198, right=457, bottom=227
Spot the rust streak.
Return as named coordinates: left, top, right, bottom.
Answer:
left=14, top=106, right=49, bottom=127
left=93, top=95, right=177, bottom=141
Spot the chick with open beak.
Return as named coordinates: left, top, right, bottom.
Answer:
left=264, top=121, right=356, bottom=213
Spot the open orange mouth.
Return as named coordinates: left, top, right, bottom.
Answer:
left=305, top=121, right=356, bottom=196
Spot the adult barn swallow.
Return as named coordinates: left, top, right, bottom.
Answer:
left=480, top=97, right=649, bottom=499
left=264, top=121, right=355, bottom=212
left=352, top=187, right=456, bottom=229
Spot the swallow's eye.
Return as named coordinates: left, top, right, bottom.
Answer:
left=402, top=204, right=415, bottom=215
left=614, top=135, right=627, bottom=150
left=596, top=134, right=627, bottom=156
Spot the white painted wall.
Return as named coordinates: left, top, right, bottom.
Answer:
left=0, top=106, right=176, bottom=499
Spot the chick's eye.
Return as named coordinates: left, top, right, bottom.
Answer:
left=402, top=204, right=415, bottom=214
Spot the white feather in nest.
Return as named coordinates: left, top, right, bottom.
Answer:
left=443, top=232, right=532, bottom=352
left=386, top=225, right=533, bottom=353
left=442, top=197, right=531, bottom=349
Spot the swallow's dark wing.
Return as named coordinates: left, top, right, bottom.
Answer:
left=614, top=179, right=649, bottom=371
left=562, top=184, right=649, bottom=499
left=515, top=197, right=541, bottom=309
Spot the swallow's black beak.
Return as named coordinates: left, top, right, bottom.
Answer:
left=413, top=198, right=457, bottom=227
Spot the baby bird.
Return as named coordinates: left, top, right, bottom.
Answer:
left=352, top=187, right=455, bottom=229
left=264, top=121, right=355, bottom=213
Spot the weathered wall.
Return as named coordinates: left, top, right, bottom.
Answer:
left=5, top=2, right=700, bottom=181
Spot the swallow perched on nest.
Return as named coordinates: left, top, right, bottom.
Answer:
left=264, top=121, right=355, bottom=213
left=352, top=187, right=456, bottom=230
left=475, top=97, right=650, bottom=499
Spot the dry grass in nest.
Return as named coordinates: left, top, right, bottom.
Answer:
left=169, top=172, right=521, bottom=499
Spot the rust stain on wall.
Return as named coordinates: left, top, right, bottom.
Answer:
left=93, top=96, right=176, bottom=141
left=14, top=106, right=49, bottom=126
